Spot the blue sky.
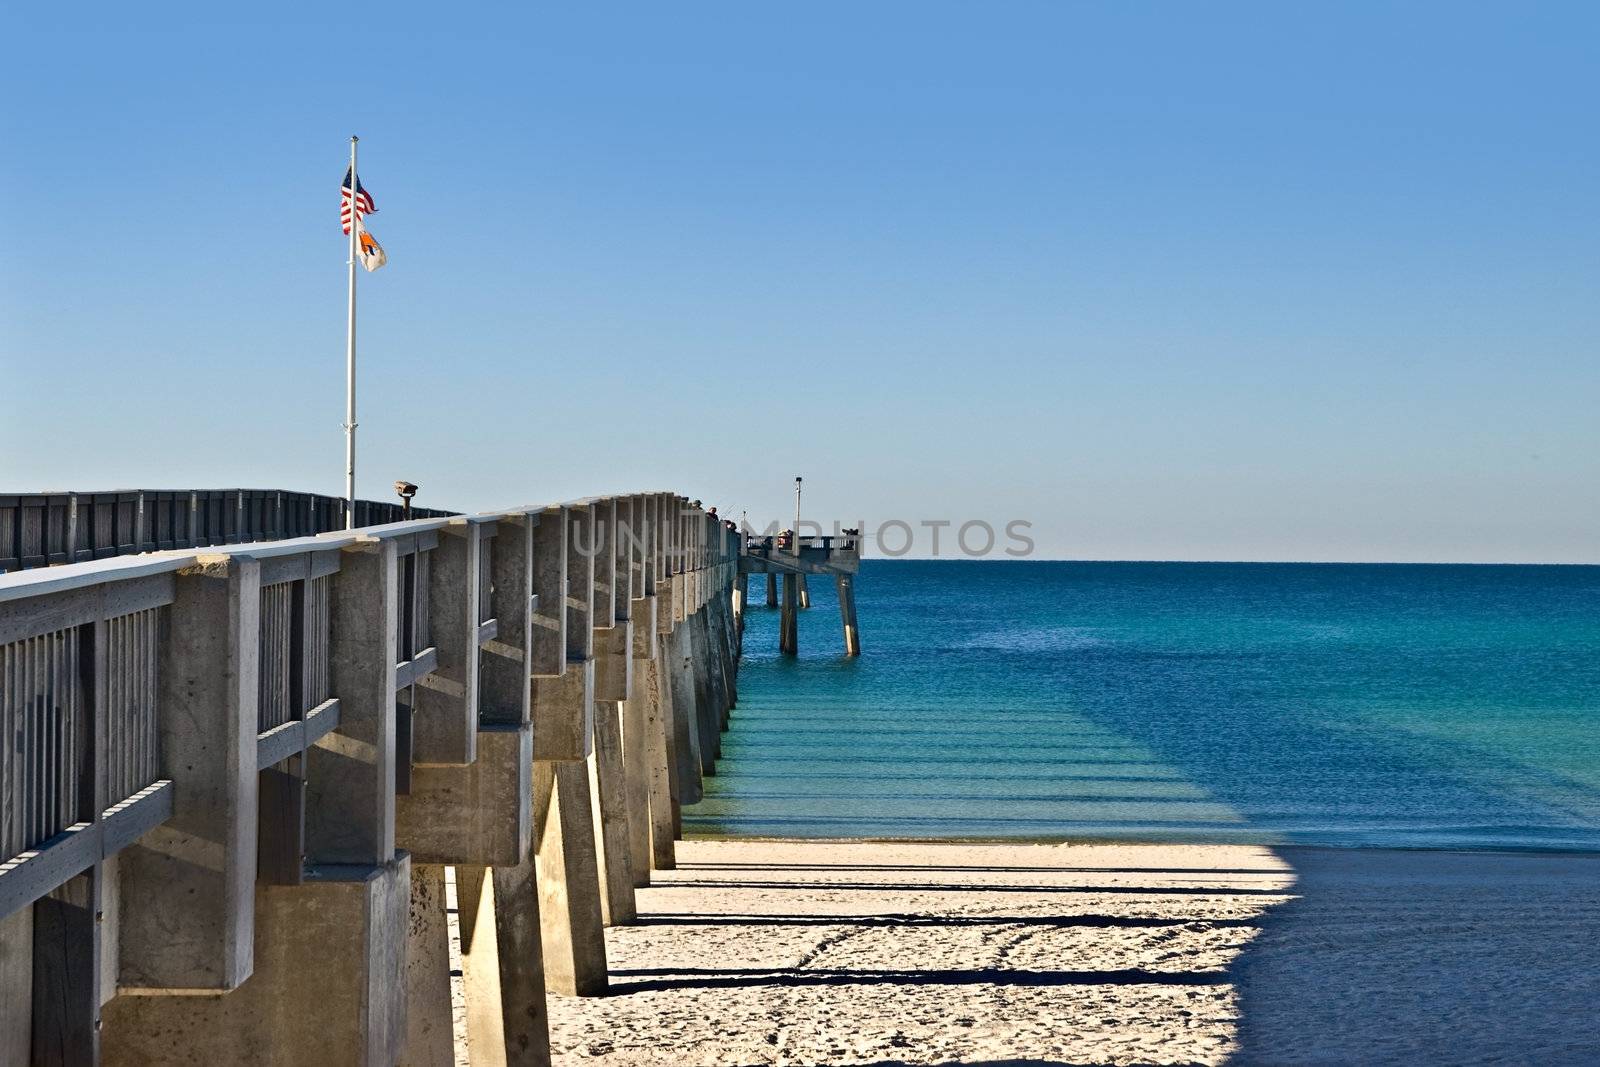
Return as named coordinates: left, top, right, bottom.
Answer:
left=3, top=3, right=1597, bottom=561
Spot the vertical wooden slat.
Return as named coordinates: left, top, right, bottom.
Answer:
left=2, top=642, right=12, bottom=858
left=417, top=550, right=432, bottom=650
left=35, top=635, right=46, bottom=848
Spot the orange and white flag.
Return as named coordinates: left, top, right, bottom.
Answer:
left=355, top=216, right=387, bottom=272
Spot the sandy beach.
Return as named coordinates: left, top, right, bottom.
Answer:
left=530, top=839, right=1600, bottom=1066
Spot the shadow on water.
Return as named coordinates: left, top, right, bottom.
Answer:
left=1227, top=847, right=1600, bottom=1065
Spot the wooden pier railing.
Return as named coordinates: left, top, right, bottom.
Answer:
left=0, top=492, right=742, bottom=1067
left=0, top=488, right=454, bottom=573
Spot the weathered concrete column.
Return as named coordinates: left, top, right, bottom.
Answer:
left=798, top=572, right=812, bottom=609
left=667, top=625, right=705, bottom=800
left=654, top=568, right=685, bottom=839
left=411, top=518, right=487, bottom=765
left=700, top=607, right=726, bottom=758
left=709, top=588, right=737, bottom=717
left=104, top=857, right=410, bottom=1067
left=780, top=571, right=799, bottom=655
left=685, top=612, right=712, bottom=772
left=531, top=504, right=592, bottom=762
left=731, top=572, right=747, bottom=650
left=309, top=537, right=400, bottom=864
left=533, top=762, right=608, bottom=996
left=117, top=555, right=259, bottom=993
left=765, top=572, right=777, bottom=607
left=33, top=868, right=103, bottom=1066
left=622, top=589, right=659, bottom=883
left=587, top=701, right=636, bottom=926
left=837, top=573, right=861, bottom=656
left=403, top=864, right=454, bottom=1067
left=637, top=654, right=676, bottom=870
left=456, top=861, right=552, bottom=1066
left=0, top=907, right=31, bottom=1064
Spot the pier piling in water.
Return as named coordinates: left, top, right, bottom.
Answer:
left=739, top=527, right=863, bottom=656
left=0, top=490, right=743, bottom=1067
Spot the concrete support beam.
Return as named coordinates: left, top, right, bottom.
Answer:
left=731, top=573, right=747, bottom=650
left=478, top=514, right=532, bottom=729
left=779, top=572, right=799, bottom=655
left=587, top=701, right=636, bottom=926
left=665, top=626, right=703, bottom=805
left=309, top=538, right=399, bottom=865
left=104, top=857, right=411, bottom=1067
left=395, top=723, right=532, bottom=866
left=621, top=594, right=656, bottom=883
left=0, top=906, right=32, bottom=1064
left=592, top=621, right=632, bottom=703
left=403, top=864, right=454, bottom=1067
left=118, top=556, right=259, bottom=992
left=532, top=763, right=608, bottom=996
left=640, top=653, right=677, bottom=869
left=456, top=862, right=552, bottom=1066
left=689, top=613, right=720, bottom=772
left=837, top=573, right=861, bottom=656
left=33, top=871, right=101, bottom=1066
left=412, top=519, right=486, bottom=764
left=530, top=662, right=593, bottom=762
left=530, top=505, right=593, bottom=761
left=527, top=509, right=566, bottom=678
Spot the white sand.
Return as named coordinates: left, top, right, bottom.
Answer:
left=532, top=839, right=1600, bottom=1066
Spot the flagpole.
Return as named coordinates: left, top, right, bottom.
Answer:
left=344, top=135, right=359, bottom=528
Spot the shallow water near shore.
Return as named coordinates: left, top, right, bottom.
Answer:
left=684, top=560, right=1600, bottom=851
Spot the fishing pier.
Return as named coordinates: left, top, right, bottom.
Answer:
left=0, top=489, right=751, bottom=1066
left=738, top=532, right=863, bottom=656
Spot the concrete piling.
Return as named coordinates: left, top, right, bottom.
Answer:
left=780, top=572, right=799, bottom=655
left=837, top=573, right=861, bottom=657
left=587, top=701, right=637, bottom=926
left=532, top=761, right=608, bottom=996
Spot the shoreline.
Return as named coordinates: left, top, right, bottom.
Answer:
left=683, top=830, right=1600, bottom=857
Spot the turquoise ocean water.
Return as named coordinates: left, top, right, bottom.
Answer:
left=683, top=561, right=1600, bottom=851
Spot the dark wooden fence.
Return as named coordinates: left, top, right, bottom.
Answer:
left=0, top=490, right=455, bottom=572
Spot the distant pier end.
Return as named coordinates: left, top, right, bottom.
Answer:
left=739, top=530, right=862, bottom=656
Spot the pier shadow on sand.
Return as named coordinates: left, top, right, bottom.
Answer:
left=599, top=849, right=1600, bottom=1065
left=1226, top=846, right=1600, bottom=1066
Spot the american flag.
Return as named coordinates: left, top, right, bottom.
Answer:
left=341, top=166, right=376, bottom=235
